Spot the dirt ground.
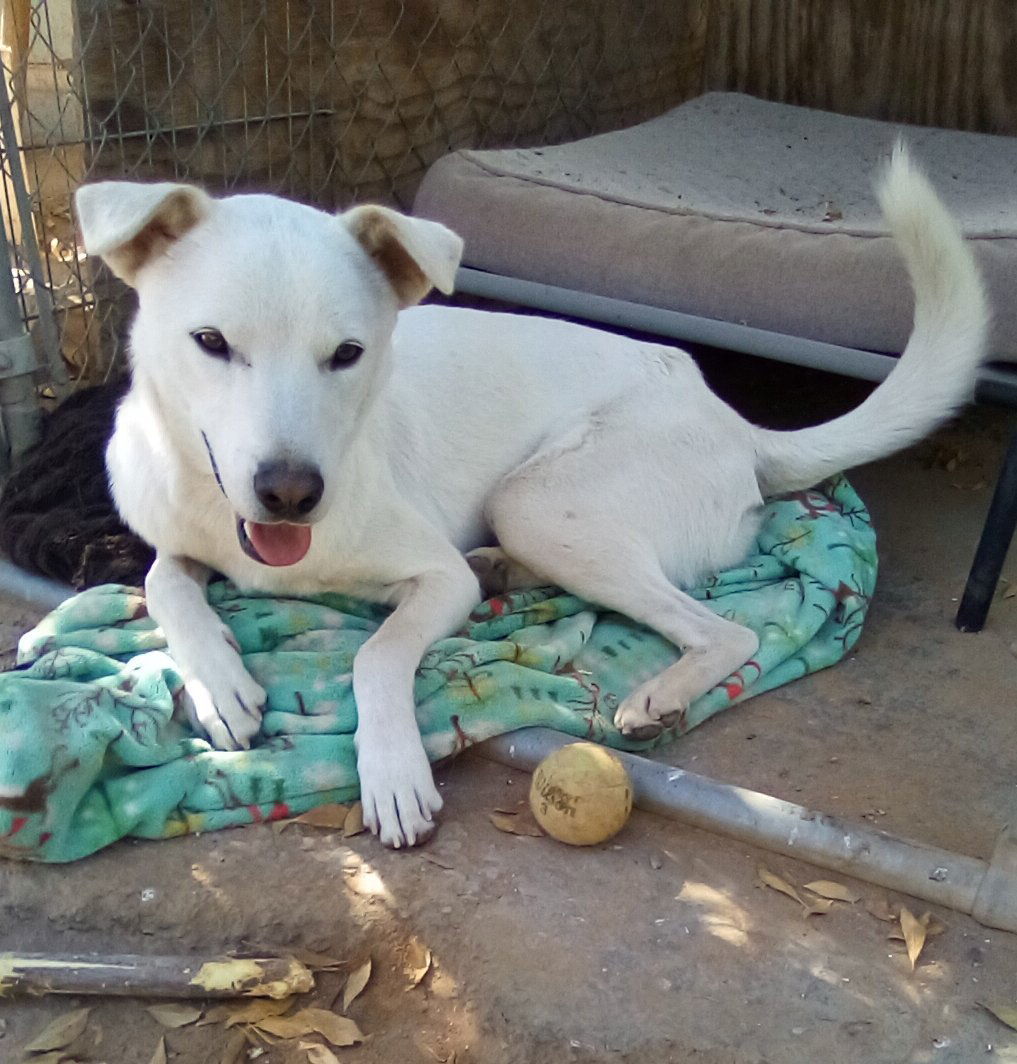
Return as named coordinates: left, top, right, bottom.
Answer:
left=0, top=355, right=1015, bottom=1064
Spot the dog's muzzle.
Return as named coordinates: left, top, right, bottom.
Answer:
left=202, top=432, right=317, bottom=567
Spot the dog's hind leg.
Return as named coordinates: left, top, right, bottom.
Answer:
left=491, top=528, right=757, bottom=739
left=486, top=413, right=760, bottom=739
left=145, top=554, right=267, bottom=750
left=604, top=586, right=758, bottom=739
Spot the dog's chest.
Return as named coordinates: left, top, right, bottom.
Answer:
left=213, top=552, right=402, bottom=604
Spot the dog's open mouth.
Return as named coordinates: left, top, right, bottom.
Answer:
left=236, top=516, right=312, bottom=567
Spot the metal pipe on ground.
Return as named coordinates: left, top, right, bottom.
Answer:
left=0, top=560, right=73, bottom=611
left=479, top=728, right=1017, bottom=933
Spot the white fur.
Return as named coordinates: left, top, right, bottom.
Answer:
left=74, top=148, right=988, bottom=847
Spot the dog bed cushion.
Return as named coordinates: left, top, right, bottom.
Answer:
left=414, top=92, right=1017, bottom=359
left=0, top=477, right=874, bottom=862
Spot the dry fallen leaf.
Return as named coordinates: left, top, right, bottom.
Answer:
left=342, top=957, right=372, bottom=1011
left=197, top=1003, right=234, bottom=1026
left=248, top=1024, right=281, bottom=1046
left=756, top=864, right=799, bottom=902
left=288, top=947, right=346, bottom=971
left=148, top=1036, right=167, bottom=1064
left=146, top=1003, right=202, bottom=1028
left=888, top=912, right=945, bottom=940
left=224, top=997, right=296, bottom=1028
left=251, top=1014, right=309, bottom=1039
left=803, top=880, right=861, bottom=904
left=488, top=810, right=543, bottom=838
left=343, top=802, right=365, bottom=838
left=255, top=1008, right=364, bottom=1047
left=23, top=1008, right=92, bottom=1053
left=302, top=1042, right=342, bottom=1064
left=802, top=896, right=834, bottom=917
left=865, top=895, right=899, bottom=922
left=291, top=804, right=351, bottom=829
left=756, top=864, right=832, bottom=915
left=1004, top=586, right=1017, bottom=600
left=900, top=906, right=927, bottom=970
left=405, top=938, right=432, bottom=987
left=303, top=1010, right=365, bottom=1048
left=980, top=1002, right=1017, bottom=1032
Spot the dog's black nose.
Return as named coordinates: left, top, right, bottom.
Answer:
left=253, top=461, right=324, bottom=519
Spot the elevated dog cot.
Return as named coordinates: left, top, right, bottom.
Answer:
left=413, top=92, right=1017, bottom=632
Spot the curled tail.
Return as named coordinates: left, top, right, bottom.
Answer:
left=754, top=144, right=989, bottom=496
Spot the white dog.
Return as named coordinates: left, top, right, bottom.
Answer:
left=74, top=147, right=987, bottom=847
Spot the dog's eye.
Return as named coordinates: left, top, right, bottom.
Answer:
left=328, top=340, right=364, bottom=370
left=191, top=329, right=230, bottom=360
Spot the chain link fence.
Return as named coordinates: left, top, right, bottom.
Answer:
left=0, top=0, right=701, bottom=405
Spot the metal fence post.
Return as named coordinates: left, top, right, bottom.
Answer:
left=0, top=212, right=40, bottom=474
left=0, top=49, right=67, bottom=414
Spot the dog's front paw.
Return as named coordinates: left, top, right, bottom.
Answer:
left=176, top=633, right=266, bottom=750
left=614, top=681, right=686, bottom=742
left=357, top=740, right=442, bottom=848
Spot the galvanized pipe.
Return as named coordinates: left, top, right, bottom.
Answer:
left=479, top=728, right=1017, bottom=932
left=454, top=268, right=1017, bottom=405
left=0, top=559, right=72, bottom=611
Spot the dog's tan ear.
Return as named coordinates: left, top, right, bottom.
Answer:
left=75, top=181, right=212, bottom=285
left=341, top=205, right=463, bottom=307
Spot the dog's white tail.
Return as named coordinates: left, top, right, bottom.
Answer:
left=754, top=145, right=989, bottom=497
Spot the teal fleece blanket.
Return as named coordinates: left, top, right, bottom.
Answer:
left=0, top=477, right=875, bottom=861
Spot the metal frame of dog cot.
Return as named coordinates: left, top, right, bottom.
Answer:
left=452, top=266, right=1017, bottom=635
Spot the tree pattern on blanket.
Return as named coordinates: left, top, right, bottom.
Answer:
left=0, top=476, right=875, bottom=862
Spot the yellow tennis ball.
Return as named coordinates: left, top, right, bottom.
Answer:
left=529, top=743, right=633, bottom=846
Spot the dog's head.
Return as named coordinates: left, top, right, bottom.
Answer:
left=75, top=181, right=463, bottom=567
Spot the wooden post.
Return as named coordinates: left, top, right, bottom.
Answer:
left=0, top=952, right=315, bottom=999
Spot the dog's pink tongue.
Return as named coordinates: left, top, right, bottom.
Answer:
left=246, top=522, right=312, bottom=566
